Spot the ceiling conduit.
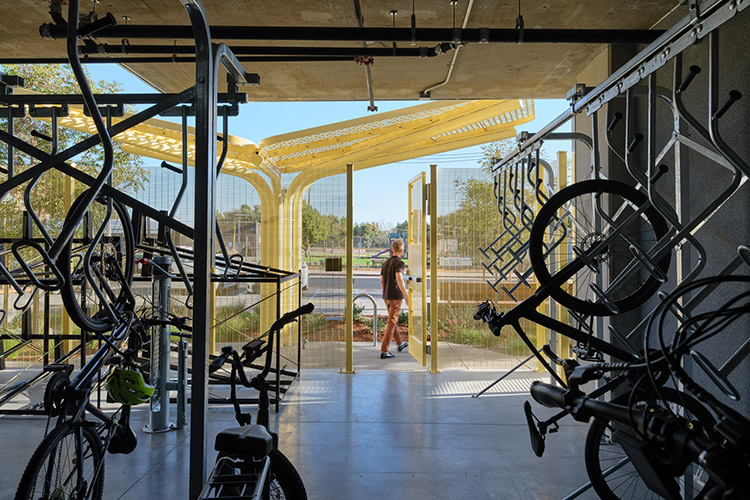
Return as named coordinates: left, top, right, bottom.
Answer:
left=420, top=0, right=474, bottom=98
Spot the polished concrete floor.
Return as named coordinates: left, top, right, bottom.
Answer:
left=0, top=362, right=601, bottom=500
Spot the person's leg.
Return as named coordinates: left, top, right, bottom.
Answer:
left=391, top=304, right=403, bottom=346
left=381, top=299, right=401, bottom=352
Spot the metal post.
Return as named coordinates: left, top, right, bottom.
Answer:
left=342, top=163, right=355, bottom=373
left=182, top=1, right=217, bottom=497
left=429, top=164, right=439, bottom=373
left=176, top=339, right=188, bottom=429
left=145, top=255, right=175, bottom=433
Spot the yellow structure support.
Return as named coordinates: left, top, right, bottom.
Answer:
left=535, top=163, right=549, bottom=372
left=341, top=164, right=355, bottom=374
left=429, top=164, right=439, bottom=374
left=555, top=151, right=571, bottom=377
left=34, top=94, right=535, bottom=365
left=61, top=175, right=75, bottom=353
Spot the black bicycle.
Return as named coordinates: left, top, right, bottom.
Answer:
left=14, top=307, right=189, bottom=500
left=526, top=274, right=750, bottom=499
left=530, top=375, right=748, bottom=500
left=199, top=303, right=313, bottom=500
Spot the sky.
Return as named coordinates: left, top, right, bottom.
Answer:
left=86, top=64, right=571, bottom=229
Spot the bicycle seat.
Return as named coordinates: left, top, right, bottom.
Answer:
left=214, top=424, right=273, bottom=459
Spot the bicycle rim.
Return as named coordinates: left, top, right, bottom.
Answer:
left=584, top=388, right=715, bottom=500
left=529, top=180, right=670, bottom=316
left=58, top=190, right=135, bottom=333
left=15, top=422, right=104, bottom=500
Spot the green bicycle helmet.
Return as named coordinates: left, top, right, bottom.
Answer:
left=105, top=367, right=155, bottom=405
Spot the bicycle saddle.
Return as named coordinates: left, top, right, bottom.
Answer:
left=215, top=424, right=273, bottom=459
left=108, top=421, right=138, bottom=455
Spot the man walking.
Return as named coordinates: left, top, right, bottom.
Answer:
left=379, top=239, right=409, bottom=359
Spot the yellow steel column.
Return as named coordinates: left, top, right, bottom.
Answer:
left=62, top=175, right=75, bottom=352
left=535, top=161, right=549, bottom=373
left=555, top=151, right=571, bottom=375
left=209, top=267, right=217, bottom=356
left=429, top=164, right=439, bottom=374
left=341, top=163, right=355, bottom=374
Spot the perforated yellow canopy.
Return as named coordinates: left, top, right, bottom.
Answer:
left=32, top=96, right=534, bottom=175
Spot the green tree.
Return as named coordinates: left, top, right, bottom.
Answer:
left=217, top=203, right=261, bottom=223
left=478, top=139, right=517, bottom=174
left=394, top=220, right=408, bottom=232
left=354, top=221, right=381, bottom=248
left=301, top=201, right=331, bottom=256
left=0, top=64, right=146, bottom=238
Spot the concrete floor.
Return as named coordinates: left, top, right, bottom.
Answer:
left=0, top=363, right=601, bottom=500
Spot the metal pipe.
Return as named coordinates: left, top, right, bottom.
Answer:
left=0, top=56, right=354, bottom=64
left=0, top=91, right=242, bottom=106
left=40, top=25, right=665, bottom=44
left=79, top=43, right=456, bottom=58
left=145, top=255, right=175, bottom=434
left=421, top=0, right=474, bottom=97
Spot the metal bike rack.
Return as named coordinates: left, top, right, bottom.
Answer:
left=353, top=293, right=378, bottom=346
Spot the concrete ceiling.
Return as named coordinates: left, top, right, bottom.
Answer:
left=1, top=1, right=682, bottom=101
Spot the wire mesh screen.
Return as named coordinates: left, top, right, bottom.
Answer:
left=435, top=168, right=537, bottom=370
left=298, top=171, right=347, bottom=369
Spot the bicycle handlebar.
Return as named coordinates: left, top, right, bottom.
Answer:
left=270, top=303, right=314, bottom=333
left=209, top=303, right=315, bottom=376
left=529, top=381, right=748, bottom=495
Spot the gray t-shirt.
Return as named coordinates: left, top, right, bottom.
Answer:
left=380, top=256, right=406, bottom=300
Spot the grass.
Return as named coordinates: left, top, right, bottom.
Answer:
left=213, top=302, right=260, bottom=343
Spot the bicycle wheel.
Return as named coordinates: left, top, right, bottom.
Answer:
left=57, top=190, right=135, bottom=333
left=529, top=180, right=670, bottom=317
left=269, top=449, right=307, bottom=500
left=15, top=422, right=105, bottom=500
left=584, top=388, right=715, bottom=500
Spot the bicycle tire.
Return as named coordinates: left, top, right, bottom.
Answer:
left=57, top=190, right=135, bottom=333
left=269, top=449, right=307, bottom=500
left=584, top=388, right=715, bottom=500
left=15, top=422, right=105, bottom=500
left=529, top=179, right=670, bottom=316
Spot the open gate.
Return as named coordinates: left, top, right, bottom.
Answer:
left=407, top=172, right=428, bottom=366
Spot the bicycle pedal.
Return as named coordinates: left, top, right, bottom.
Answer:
left=523, top=401, right=545, bottom=458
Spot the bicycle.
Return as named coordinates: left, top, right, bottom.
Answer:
left=526, top=273, right=749, bottom=499
left=13, top=305, right=190, bottom=500
left=530, top=372, right=748, bottom=499
left=198, top=303, right=313, bottom=500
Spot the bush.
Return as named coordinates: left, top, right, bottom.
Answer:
left=302, top=313, right=327, bottom=333
left=398, top=310, right=408, bottom=324
left=352, top=302, right=366, bottom=323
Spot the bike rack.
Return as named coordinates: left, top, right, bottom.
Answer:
left=353, top=293, right=378, bottom=347
left=479, top=2, right=749, bottom=498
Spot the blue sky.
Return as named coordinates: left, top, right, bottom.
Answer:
left=87, top=64, right=569, bottom=228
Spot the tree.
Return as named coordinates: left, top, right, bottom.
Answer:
left=354, top=221, right=381, bottom=248
left=301, top=201, right=331, bottom=257
left=478, top=139, right=518, bottom=174
left=217, top=203, right=261, bottom=223
left=0, top=64, right=146, bottom=238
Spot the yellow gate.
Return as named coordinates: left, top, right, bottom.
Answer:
left=407, top=173, right=428, bottom=366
